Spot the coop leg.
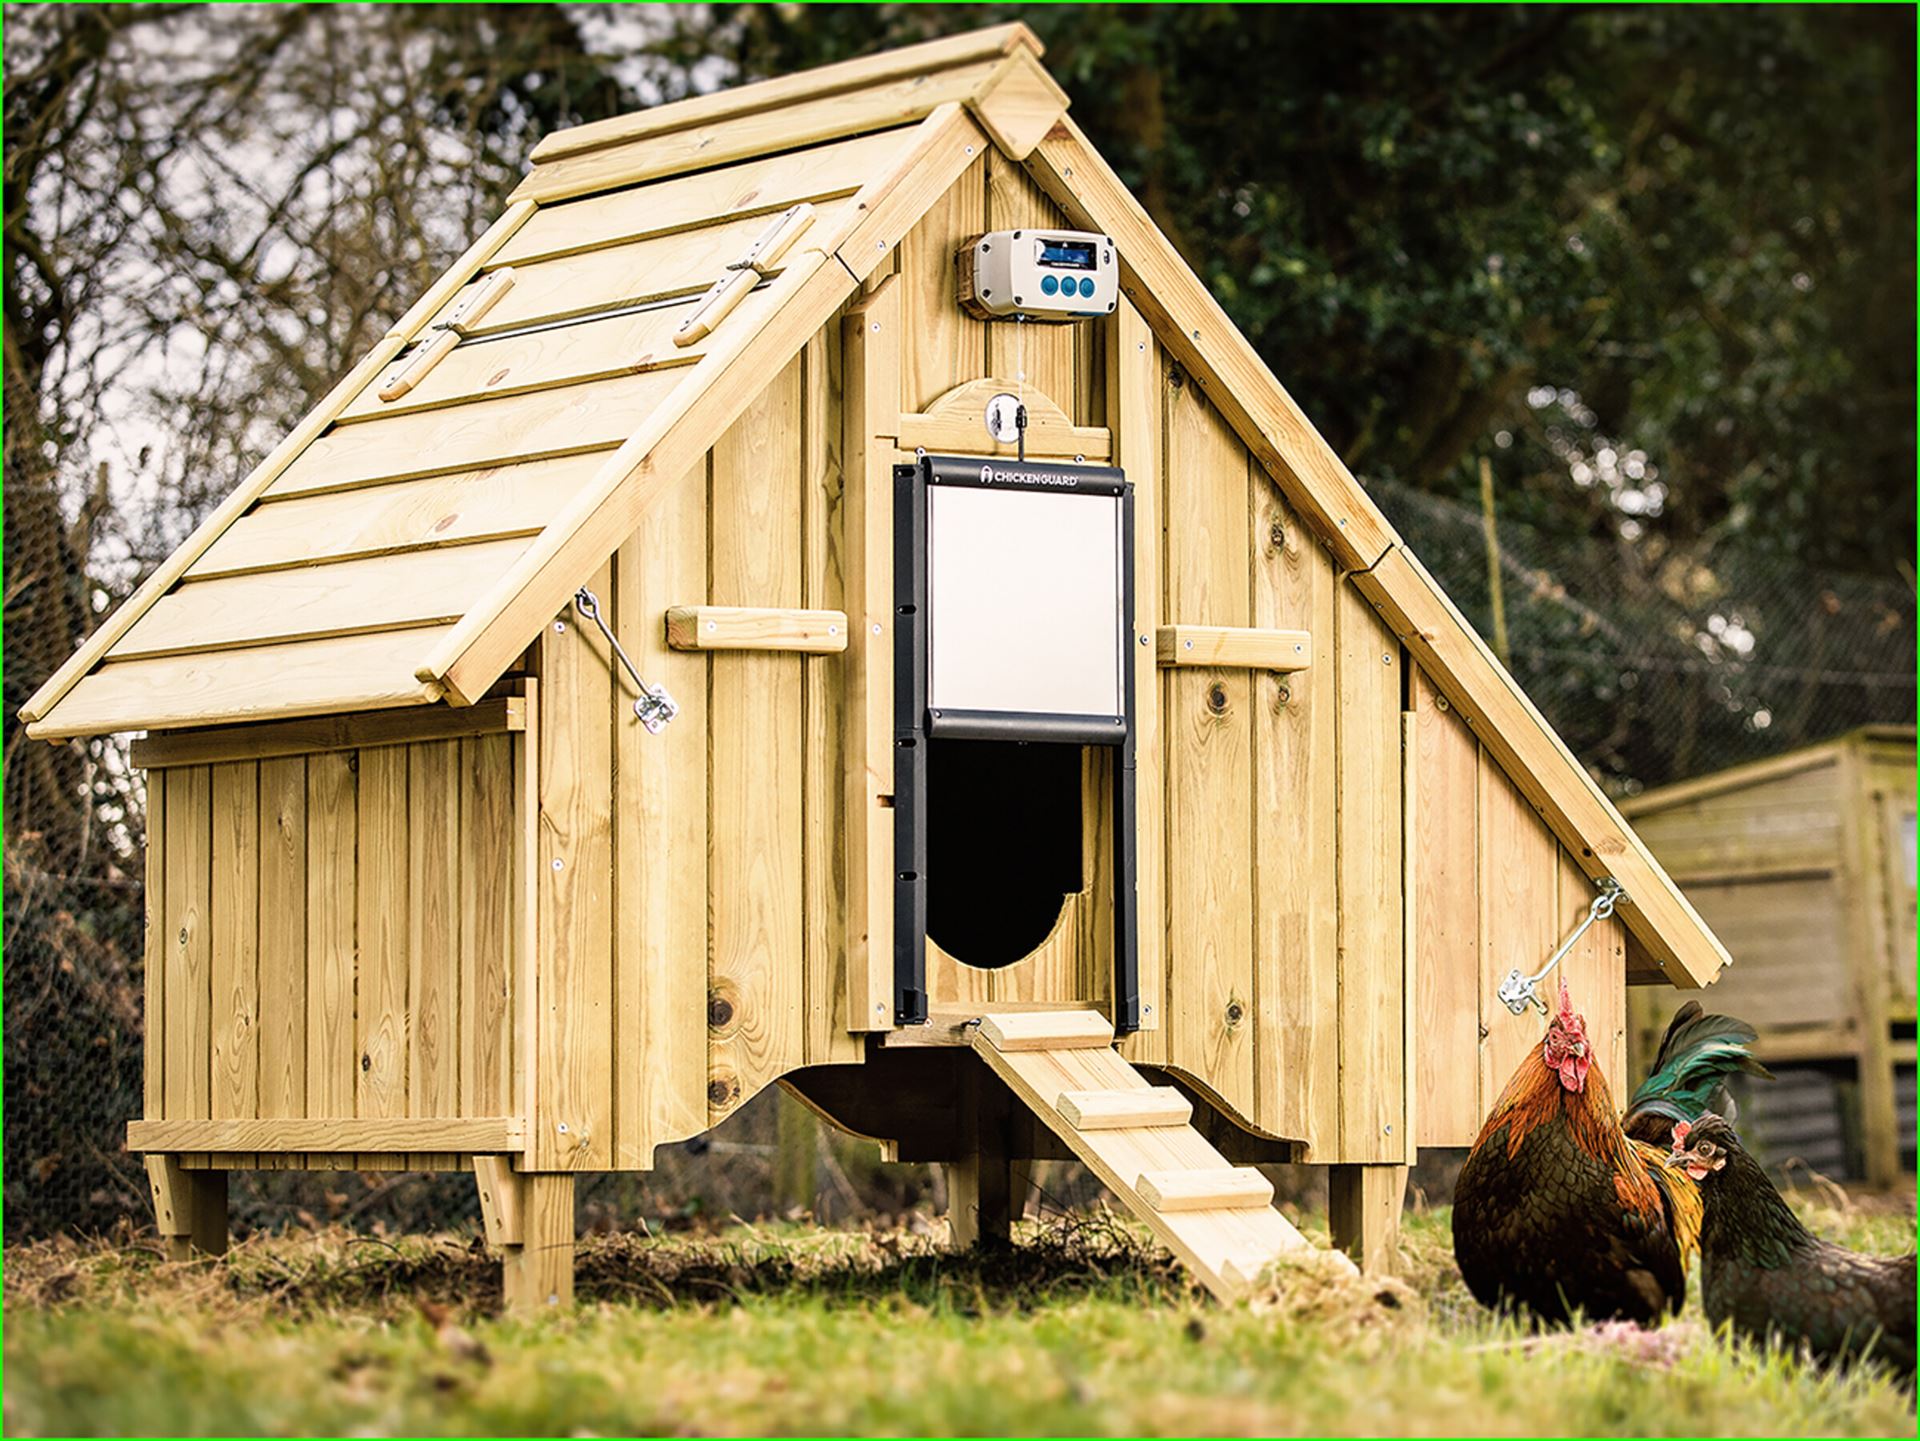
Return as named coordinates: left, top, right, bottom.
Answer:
left=1328, top=1164, right=1407, bottom=1275
left=499, top=1173, right=574, bottom=1313
left=948, top=1058, right=1015, bottom=1250
left=947, top=1149, right=1013, bottom=1250
left=145, top=1155, right=228, bottom=1261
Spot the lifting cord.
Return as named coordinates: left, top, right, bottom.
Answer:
left=573, top=587, right=678, bottom=733
left=1495, top=877, right=1627, bottom=1016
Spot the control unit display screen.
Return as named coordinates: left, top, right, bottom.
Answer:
left=1037, top=238, right=1098, bottom=270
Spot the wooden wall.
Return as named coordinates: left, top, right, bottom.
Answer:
left=1102, top=367, right=1405, bottom=1165
left=1409, top=673, right=1628, bottom=1148
left=146, top=732, right=521, bottom=1171
left=531, top=333, right=858, bottom=1172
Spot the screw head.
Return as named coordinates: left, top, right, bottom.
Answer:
left=553, top=621, right=565, bottom=633
left=551, top=858, right=564, bottom=871
left=557, top=1122, right=569, bottom=1134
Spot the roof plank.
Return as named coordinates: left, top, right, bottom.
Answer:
left=33, top=630, right=453, bottom=739
left=492, top=129, right=908, bottom=270
left=271, top=367, right=687, bottom=499
left=424, top=206, right=841, bottom=343
left=115, top=537, right=532, bottom=661
left=189, top=454, right=610, bottom=580
left=335, top=298, right=719, bottom=424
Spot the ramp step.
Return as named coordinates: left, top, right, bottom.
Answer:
left=1137, top=1167, right=1275, bottom=1213
left=1057, top=1087, right=1191, bottom=1131
left=976, top=1010, right=1113, bottom=1052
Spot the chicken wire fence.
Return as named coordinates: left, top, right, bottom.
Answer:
left=5, top=470, right=1914, bottom=1240
left=1368, top=477, right=1917, bottom=796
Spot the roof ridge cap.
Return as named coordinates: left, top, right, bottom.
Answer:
left=529, top=23, right=1038, bottom=167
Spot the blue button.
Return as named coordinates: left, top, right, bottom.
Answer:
left=1080, top=276, right=1098, bottom=298
left=1040, top=274, right=1059, bottom=296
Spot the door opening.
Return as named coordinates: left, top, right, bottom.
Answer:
left=925, top=737, right=1083, bottom=967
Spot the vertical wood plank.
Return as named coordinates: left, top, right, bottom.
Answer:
left=1478, top=751, right=1560, bottom=1105
left=1112, top=300, right=1166, bottom=1062
left=537, top=563, right=616, bottom=1170
left=899, top=154, right=987, bottom=412
left=305, top=751, right=358, bottom=1130
left=209, top=762, right=259, bottom=1167
left=163, top=766, right=213, bottom=1122
left=409, top=741, right=461, bottom=1126
left=984, top=151, right=1077, bottom=412
left=1558, top=847, right=1628, bottom=1100
left=1162, top=377, right=1254, bottom=1114
left=800, top=325, right=862, bottom=1067
left=143, top=772, right=167, bottom=1118
left=708, top=357, right=807, bottom=1122
left=356, top=745, right=410, bottom=1126
left=461, top=734, right=516, bottom=1120
left=1251, top=467, right=1338, bottom=1146
left=842, top=278, right=900, bottom=1031
left=1410, top=668, right=1484, bottom=1145
left=513, top=680, right=539, bottom=1148
left=612, top=462, right=710, bottom=1167
left=257, top=757, right=307, bottom=1122
left=1334, top=584, right=1404, bottom=1162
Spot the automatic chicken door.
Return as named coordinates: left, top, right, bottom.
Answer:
left=892, top=453, right=1139, bottom=1031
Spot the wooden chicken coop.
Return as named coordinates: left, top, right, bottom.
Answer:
left=1624, top=727, right=1917, bottom=1185
left=20, top=25, right=1732, bottom=1309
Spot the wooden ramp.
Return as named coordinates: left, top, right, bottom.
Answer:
left=969, top=1010, right=1355, bottom=1300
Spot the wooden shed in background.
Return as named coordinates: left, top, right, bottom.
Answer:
left=20, top=25, right=1731, bottom=1308
left=1625, top=726, right=1916, bottom=1185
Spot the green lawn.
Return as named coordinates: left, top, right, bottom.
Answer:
left=4, top=1195, right=1913, bottom=1437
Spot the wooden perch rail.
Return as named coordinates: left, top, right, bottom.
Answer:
left=1156, top=625, right=1312, bottom=670
left=665, top=606, right=849, bottom=653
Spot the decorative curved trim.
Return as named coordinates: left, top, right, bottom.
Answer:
left=897, top=377, right=1111, bottom=460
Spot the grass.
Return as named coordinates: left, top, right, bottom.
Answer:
left=3, top=1193, right=1913, bottom=1437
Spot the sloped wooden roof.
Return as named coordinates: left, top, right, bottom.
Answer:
left=20, top=23, right=1730, bottom=987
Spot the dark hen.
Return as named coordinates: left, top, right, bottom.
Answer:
left=1672, top=1112, right=1915, bottom=1382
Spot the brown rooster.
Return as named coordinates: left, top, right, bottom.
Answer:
left=1452, top=984, right=1767, bottom=1325
left=1671, top=1112, right=1915, bottom=1381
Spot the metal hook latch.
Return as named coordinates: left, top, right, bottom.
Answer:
left=1496, top=877, right=1627, bottom=1016
left=573, top=587, right=678, bottom=734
